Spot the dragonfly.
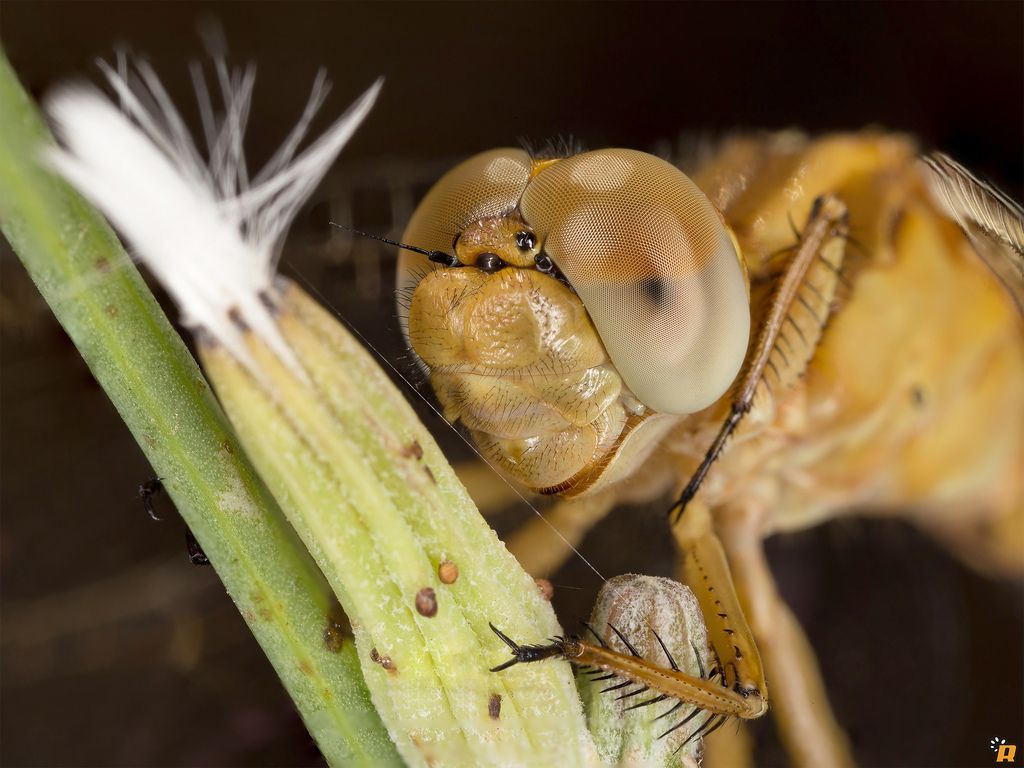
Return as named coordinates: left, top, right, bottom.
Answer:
left=388, top=133, right=1023, bottom=765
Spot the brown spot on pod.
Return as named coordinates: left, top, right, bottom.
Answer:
left=370, top=647, right=396, bottom=672
left=535, top=578, right=554, bottom=601
left=424, top=466, right=436, bottom=484
left=104, top=304, right=118, bottom=318
left=402, top=440, right=424, bottom=460
left=95, top=257, right=111, bottom=273
left=416, top=587, right=438, bottom=617
left=488, top=693, right=501, bottom=720
left=250, top=591, right=274, bottom=621
left=438, top=560, right=459, bottom=584
left=410, top=735, right=436, bottom=765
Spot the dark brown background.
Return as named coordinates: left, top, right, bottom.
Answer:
left=2, top=2, right=1022, bottom=767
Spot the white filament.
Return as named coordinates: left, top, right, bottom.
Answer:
left=44, top=53, right=381, bottom=374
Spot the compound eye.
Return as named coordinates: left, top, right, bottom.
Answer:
left=477, top=252, right=506, bottom=273
left=396, top=148, right=532, bottom=341
left=515, top=230, right=537, bottom=251
left=534, top=253, right=555, bottom=273
left=520, top=149, right=750, bottom=415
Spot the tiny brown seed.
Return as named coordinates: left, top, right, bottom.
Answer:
left=438, top=561, right=459, bottom=584
left=535, top=578, right=554, bottom=601
left=370, top=647, right=396, bottom=671
left=488, top=693, right=501, bottom=720
left=402, top=440, right=424, bottom=460
left=416, top=587, right=438, bottom=617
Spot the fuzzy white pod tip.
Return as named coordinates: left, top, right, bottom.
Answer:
left=44, top=54, right=381, bottom=375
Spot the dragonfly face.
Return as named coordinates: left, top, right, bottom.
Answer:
left=398, top=148, right=750, bottom=495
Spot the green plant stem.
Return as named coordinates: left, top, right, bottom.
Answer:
left=0, top=49, right=400, bottom=767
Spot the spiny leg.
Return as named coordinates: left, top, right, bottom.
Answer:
left=682, top=712, right=727, bottom=751
left=670, top=487, right=852, bottom=766
left=671, top=194, right=850, bottom=523
left=623, top=694, right=668, bottom=711
left=577, top=622, right=764, bottom=720
left=659, top=705, right=705, bottom=740
left=671, top=500, right=767, bottom=709
left=667, top=194, right=853, bottom=762
left=491, top=619, right=767, bottom=727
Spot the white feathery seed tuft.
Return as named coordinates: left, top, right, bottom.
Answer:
left=45, top=53, right=381, bottom=374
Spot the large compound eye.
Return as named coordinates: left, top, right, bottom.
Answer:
left=520, top=149, right=750, bottom=414
left=396, top=148, right=532, bottom=338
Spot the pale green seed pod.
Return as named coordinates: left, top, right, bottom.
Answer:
left=200, top=279, right=598, bottom=767
left=580, top=575, right=712, bottom=768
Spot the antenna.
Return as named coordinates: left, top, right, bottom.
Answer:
left=330, top=221, right=460, bottom=267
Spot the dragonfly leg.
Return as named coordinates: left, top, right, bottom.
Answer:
left=703, top=718, right=754, bottom=768
left=717, top=504, right=854, bottom=768
left=453, top=459, right=522, bottom=516
left=671, top=500, right=767, bottom=715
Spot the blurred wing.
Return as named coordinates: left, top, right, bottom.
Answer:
left=922, top=152, right=1024, bottom=314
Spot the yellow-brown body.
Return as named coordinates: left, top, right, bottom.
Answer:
left=676, top=133, right=1023, bottom=571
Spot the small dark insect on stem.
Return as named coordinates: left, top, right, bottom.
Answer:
left=329, top=221, right=460, bottom=267
left=139, top=477, right=165, bottom=520
left=139, top=476, right=210, bottom=566
left=185, top=528, right=210, bottom=566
